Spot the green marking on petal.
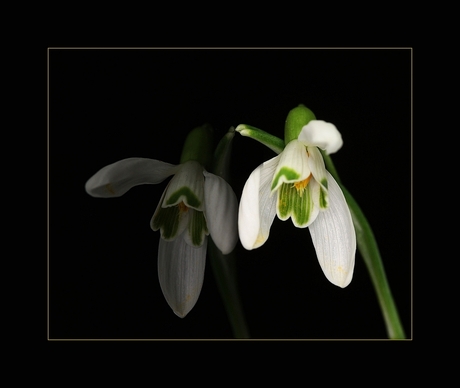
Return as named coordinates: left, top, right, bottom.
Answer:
left=166, top=187, right=201, bottom=209
left=277, top=183, right=292, bottom=220
left=321, top=178, right=328, bottom=189
left=319, top=187, right=328, bottom=209
left=319, top=178, right=328, bottom=209
left=271, top=167, right=300, bottom=192
left=189, top=210, right=208, bottom=246
left=152, top=206, right=181, bottom=240
left=277, top=182, right=314, bottom=227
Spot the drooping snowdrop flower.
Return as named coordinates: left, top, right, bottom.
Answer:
left=85, top=125, right=238, bottom=317
left=236, top=105, right=356, bottom=288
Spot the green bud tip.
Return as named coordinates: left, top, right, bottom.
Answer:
left=284, top=104, right=316, bottom=144
left=180, top=123, right=214, bottom=168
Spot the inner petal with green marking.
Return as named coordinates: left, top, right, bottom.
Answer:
left=319, top=177, right=329, bottom=209
left=152, top=201, right=189, bottom=241
left=187, top=209, right=209, bottom=247
left=277, top=180, right=317, bottom=228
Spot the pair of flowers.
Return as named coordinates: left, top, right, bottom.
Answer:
left=85, top=105, right=356, bottom=317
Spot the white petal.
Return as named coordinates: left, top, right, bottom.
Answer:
left=298, top=120, right=343, bottom=155
left=238, top=155, right=279, bottom=250
left=203, top=171, right=238, bottom=254
left=271, top=140, right=310, bottom=192
left=157, top=233, right=207, bottom=318
left=306, top=146, right=327, bottom=187
left=85, top=158, right=178, bottom=198
left=308, top=171, right=356, bottom=287
left=163, top=161, right=204, bottom=211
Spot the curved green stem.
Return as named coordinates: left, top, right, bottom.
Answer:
left=209, top=127, right=250, bottom=338
left=235, top=124, right=285, bottom=154
left=208, top=239, right=250, bottom=338
left=322, top=151, right=406, bottom=339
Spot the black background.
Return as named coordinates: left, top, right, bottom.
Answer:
left=49, top=48, right=412, bottom=340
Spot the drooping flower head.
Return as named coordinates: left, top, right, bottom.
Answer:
left=237, top=105, right=356, bottom=288
left=85, top=125, right=238, bottom=317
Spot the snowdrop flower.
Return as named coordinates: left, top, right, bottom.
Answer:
left=85, top=125, right=238, bottom=317
left=237, top=105, right=356, bottom=288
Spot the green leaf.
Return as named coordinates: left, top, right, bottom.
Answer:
left=212, top=127, right=235, bottom=182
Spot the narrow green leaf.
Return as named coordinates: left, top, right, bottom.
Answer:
left=212, top=127, right=235, bottom=181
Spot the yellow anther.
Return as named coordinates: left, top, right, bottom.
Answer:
left=293, top=175, right=312, bottom=196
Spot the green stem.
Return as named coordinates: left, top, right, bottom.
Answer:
left=208, top=126, right=251, bottom=339
left=208, top=239, right=250, bottom=339
left=235, top=124, right=285, bottom=154
left=322, top=151, right=406, bottom=339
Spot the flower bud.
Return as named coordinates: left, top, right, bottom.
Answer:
left=284, top=104, right=316, bottom=144
left=180, top=123, right=214, bottom=169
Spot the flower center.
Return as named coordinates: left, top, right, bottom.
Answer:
left=178, top=201, right=189, bottom=213
left=293, top=175, right=312, bottom=197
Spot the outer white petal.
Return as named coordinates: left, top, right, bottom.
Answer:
left=157, top=233, right=207, bottom=318
left=298, top=120, right=343, bottom=155
left=238, top=155, right=280, bottom=250
left=308, top=171, right=356, bottom=288
left=85, top=157, right=178, bottom=198
left=203, top=171, right=238, bottom=254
